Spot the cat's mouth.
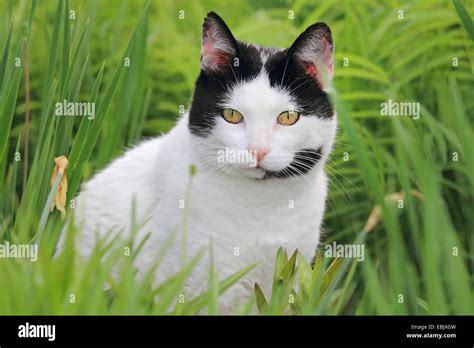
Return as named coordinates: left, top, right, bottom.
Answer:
left=227, top=147, right=323, bottom=180
left=260, top=147, right=323, bottom=180
left=240, top=166, right=267, bottom=179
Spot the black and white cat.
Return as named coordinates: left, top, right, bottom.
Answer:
left=70, top=12, right=336, bottom=312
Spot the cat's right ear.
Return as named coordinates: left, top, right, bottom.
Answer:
left=201, top=12, right=238, bottom=73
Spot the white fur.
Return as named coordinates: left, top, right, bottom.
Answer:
left=66, top=70, right=337, bottom=313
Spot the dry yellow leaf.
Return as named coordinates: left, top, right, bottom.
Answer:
left=50, top=155, right=69, bottom=219
left=362, top=190, right=424, bottom=233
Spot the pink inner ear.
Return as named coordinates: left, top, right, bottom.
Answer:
left=305, top=63, right=318, bottom=77
left=202, top=41, right=231, bottom=70
left=302, top=38, right=333, bottom=86
left=321, top=38, right=334, bottom=78
left=305, top=63, right=323, bottom=88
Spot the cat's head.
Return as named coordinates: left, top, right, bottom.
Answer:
left=189, top=12, right=336, bottom=180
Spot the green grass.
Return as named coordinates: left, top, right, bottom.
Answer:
left=0, top=0, right=473, bottom=315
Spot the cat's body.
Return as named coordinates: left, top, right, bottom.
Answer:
left=76, top=115, right=329, bottom=309
left=66, top=12, right=336, bottom=312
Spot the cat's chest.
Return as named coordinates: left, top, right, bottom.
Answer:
left=181, top=174, right=324, bottom=256
left=151, top=158, right=326, bottom=262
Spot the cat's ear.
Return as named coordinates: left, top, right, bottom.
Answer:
left=289, top=23, right=334, bottom=88
left=201, top=12, right=238, bottom=73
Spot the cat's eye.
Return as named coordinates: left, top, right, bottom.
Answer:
left=222, top=108, right=244, bottom=124
left=277, top=110, right=300, bottom=126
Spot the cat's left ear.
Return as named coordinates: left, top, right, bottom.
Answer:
left=289, top=23, right=334, bottom=88
left=201, top=12, right=238, bottom=73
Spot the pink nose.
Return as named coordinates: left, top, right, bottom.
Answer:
left=251, top=148, right=269, bottom=162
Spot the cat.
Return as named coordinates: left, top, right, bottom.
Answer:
left=65, top=12, right=336, bottom=313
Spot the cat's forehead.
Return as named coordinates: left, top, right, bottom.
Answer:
left=221, top=43, right=295, bottom=111
left=224, top=72, right=293, bottom=116
left=251, top=44, right=284, bottom=63
left=235, top=41, right=313, bottom=94
left=236, top=41, right=285, bottom=70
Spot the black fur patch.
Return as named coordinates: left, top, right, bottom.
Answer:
left=264, top=51, right=333, bottom=119
left=263, top=147, right=322, bottom=179
left=188, top=42, right=263, bottom=136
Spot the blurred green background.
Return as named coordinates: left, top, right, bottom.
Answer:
left=0, top=0, right=472, bottom=314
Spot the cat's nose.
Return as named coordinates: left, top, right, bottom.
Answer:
left=250, top=147, right=270, bottom=162
left=257, top=149, right=269, bottom=162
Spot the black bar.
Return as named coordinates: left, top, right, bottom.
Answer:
left=0, top=315, right=472, bottom=346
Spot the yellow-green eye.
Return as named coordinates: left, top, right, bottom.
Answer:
left=222, top=108, right=244, bottom=124
left=277, top=110, right=300, bottom=126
